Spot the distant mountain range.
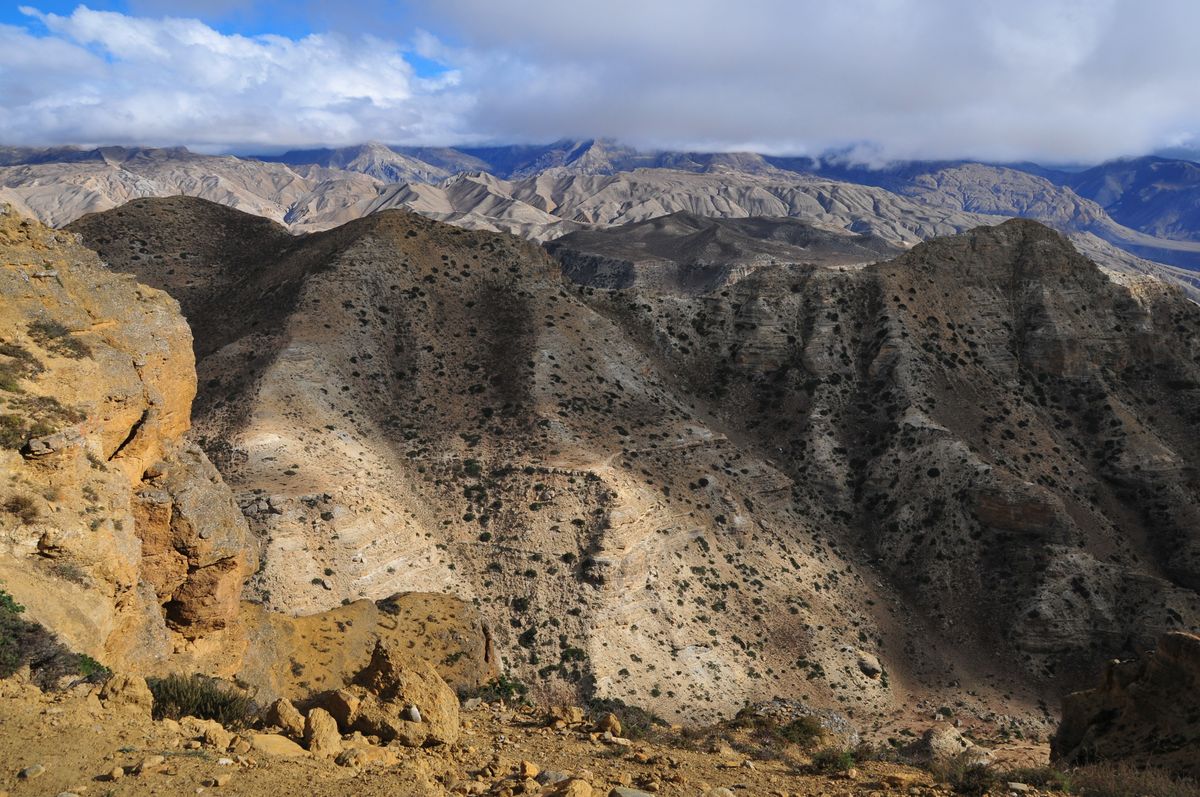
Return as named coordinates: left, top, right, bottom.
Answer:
left=3, top=139, right=1200, bottom=298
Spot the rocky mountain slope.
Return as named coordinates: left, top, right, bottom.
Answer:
left=1060, top=156, right=1200, bottom=244
left=544, top=212, right=901, bottom=291
left=68, top=198, right=1200, bottom=736
left=5, top=142, right=1200, bottom=299
left=0, top=205, right=497, bottom=707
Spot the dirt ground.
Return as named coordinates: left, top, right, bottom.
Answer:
left=0, top=676, right=1061, bottom=797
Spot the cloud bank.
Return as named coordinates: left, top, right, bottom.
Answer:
left=4, top=1, right=1200, bottom=162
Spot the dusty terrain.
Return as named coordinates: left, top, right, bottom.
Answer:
left=62, top=199, right=1200, bottom=743
left=1, top=672, right=1060, bottom=797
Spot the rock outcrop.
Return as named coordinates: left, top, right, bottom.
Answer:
left=0, top=206, right=252, bottom=674
left=1052, top=632, right=1200, bottom=776
left=239, top=591, right=496, bottom=704
left=315, top=639, right=460, bottom=747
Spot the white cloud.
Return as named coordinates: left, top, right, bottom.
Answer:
left=1, top=5, right=458, bottom=149
left=4, top=1, right=1200, bottom=162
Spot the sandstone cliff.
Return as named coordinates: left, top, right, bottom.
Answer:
left=0, top=205, right=252, bottom=673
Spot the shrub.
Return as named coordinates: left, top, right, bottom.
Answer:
left=27, top=320, right=91, bottom=359
left=586, top=697, right=667, bottom=740
left=0, top=585, right=104, bottom=686
left=728, top=707, right=825, bottom=748
left=2, top=494, right=39, bottom=524
left=459, top=672, right=529, bottom=704
left=146, top=673, right=257, bottom=728
left=810, top=746, right=855, bottom=774
left=931, top=751, right=999, bottom=796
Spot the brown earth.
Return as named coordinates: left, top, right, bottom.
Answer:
left=0, top=673, right=1065, bottom=797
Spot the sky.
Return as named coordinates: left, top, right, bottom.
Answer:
left=2, top=0, right=1200, bottom=163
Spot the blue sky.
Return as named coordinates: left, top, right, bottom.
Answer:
left=3, top=1, right=452, bottom=76
left=2, top=1, right=1200, bottom=162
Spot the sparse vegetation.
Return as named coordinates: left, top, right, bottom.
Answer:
left=27, top=319, right=92, bottom=358
left=0, top=584, right=107, bottom=686
left=146, top=673, right=257, bottom=728
left=928, top=751, right=1005, bottom=795
left=2, top=493, right=40, bottom=524
left=809, top=746, right=855, bottom=774
left=585, top=697, right=667, bottom=741
left=727, top=706, right=825, bottom=748
left=458, top=672, right=529, bottom=704
left=1067, top=762, right=1200, bottom=797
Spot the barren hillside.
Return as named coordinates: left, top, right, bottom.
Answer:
left=69, top=198, right=1200, bottom=737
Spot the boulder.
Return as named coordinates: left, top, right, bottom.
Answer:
left=180, top=716, right=233, bottom=752
left=902, top=724, right=991, bottom=767
left=312, top=688, right=360, bottom=729
left=595, top=712, right=621, bottom=737
left=350, top=633, right=460, bottom=748
left=99, top=673, right=153, bottom=716
left=263, top=697, right=305, bottom=739
left=304, top=707, right=342, bottom=758
left=250, top=733, right=308, bottom=757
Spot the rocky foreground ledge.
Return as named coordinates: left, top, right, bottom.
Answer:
left=1, top=668, right=1058, bottom=797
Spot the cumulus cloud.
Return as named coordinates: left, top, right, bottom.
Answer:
left=4, top=1, right=1200, bottom=162
left=1, top=5, right=464, bottom=149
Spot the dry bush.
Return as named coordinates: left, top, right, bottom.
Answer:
left=1070, top=762, right=1200, bottom=797
left=2, top=494, right=39, bottom=524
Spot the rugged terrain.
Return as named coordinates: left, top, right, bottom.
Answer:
left=64, top=197, right=1200, bottom=743
left=1054, top=631, right=1200, bottom=776
left=5, top=142, right=1200, bottom=299
left=0, top=204, right=251, bottom=675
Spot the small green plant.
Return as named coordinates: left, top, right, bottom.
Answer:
left=459, top=672, right=530, bottom=704
left=77, top=654, right=110, bottom=679
left=810, top=746, right=855, bottom=774
left=146, top=673, right=257, bottom=728
left=27, top=320, right=91, bottom=359
left=0, top=587, right=28, bottom=677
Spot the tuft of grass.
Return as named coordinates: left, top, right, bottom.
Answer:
left=931, top=751, right=999, bottom=796
left=147, top=673, right=257, bottom=728
left=27, top=320, right=92, bottom=359
left=1069, top=762, right=1200, bottom=797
